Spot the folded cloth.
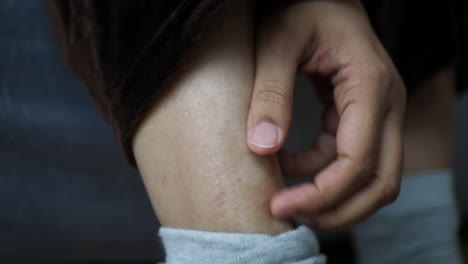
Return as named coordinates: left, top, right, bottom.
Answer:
left=46, top=0, right=463, bottom=167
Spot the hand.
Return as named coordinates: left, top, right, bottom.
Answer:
left=247, top=0, right=406, bottom=229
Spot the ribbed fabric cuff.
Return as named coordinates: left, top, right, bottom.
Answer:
left=352, top=169, right=463, bottom=264
left=159, top=225, right=326, bottom=264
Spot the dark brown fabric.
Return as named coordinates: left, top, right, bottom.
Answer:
left=363, top=0, right=462, bottom=94
left=45, top=0, right=465, bottom=167
left=45, top=0, right=229, bottom=166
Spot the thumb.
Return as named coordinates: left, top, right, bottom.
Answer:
left=247, top=26, right=303, bottom=155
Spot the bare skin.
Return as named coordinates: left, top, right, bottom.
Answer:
left=133, top=0, right=407, bottom=233
left=133, top=0, right=292, bottom=234
left=248, top=1, right=406, bottom=229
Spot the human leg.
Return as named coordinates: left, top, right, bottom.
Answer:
left=132, top=0, right=291, bottom=235
left=131, top=2, right=329, bottom=263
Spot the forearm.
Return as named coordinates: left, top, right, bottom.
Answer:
left=132, top=0, right=292, bottom=234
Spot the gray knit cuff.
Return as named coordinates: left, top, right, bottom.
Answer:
left=159, top=225, right=326, bottom=264
left=352, top=169, right=463, bottom=264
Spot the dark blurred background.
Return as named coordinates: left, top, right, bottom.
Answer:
left=1, top=1, right=467, bottom=263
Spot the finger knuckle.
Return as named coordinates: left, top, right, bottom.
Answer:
left=370, top=61, right=406, bottom=104
left=366, top=61, right=392, bottom=91
left=255, top=81, right=291, bottom=107
left=370, top=61, right=390, bottom=80
left=344, top=156, right=375, bottom=186
left=393, top=74, right=407, bottom=104
left=358, top=158, right=375, bottom=182
left=381, top=177, right=401, bottom=205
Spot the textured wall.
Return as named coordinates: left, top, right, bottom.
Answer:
left=0, top=1, right=161, bottom=262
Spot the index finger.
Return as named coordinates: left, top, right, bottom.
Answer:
left=271, top=68, right=387, bottom=217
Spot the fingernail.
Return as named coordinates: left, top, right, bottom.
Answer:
left=250, top=122, right=280, bottom=148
